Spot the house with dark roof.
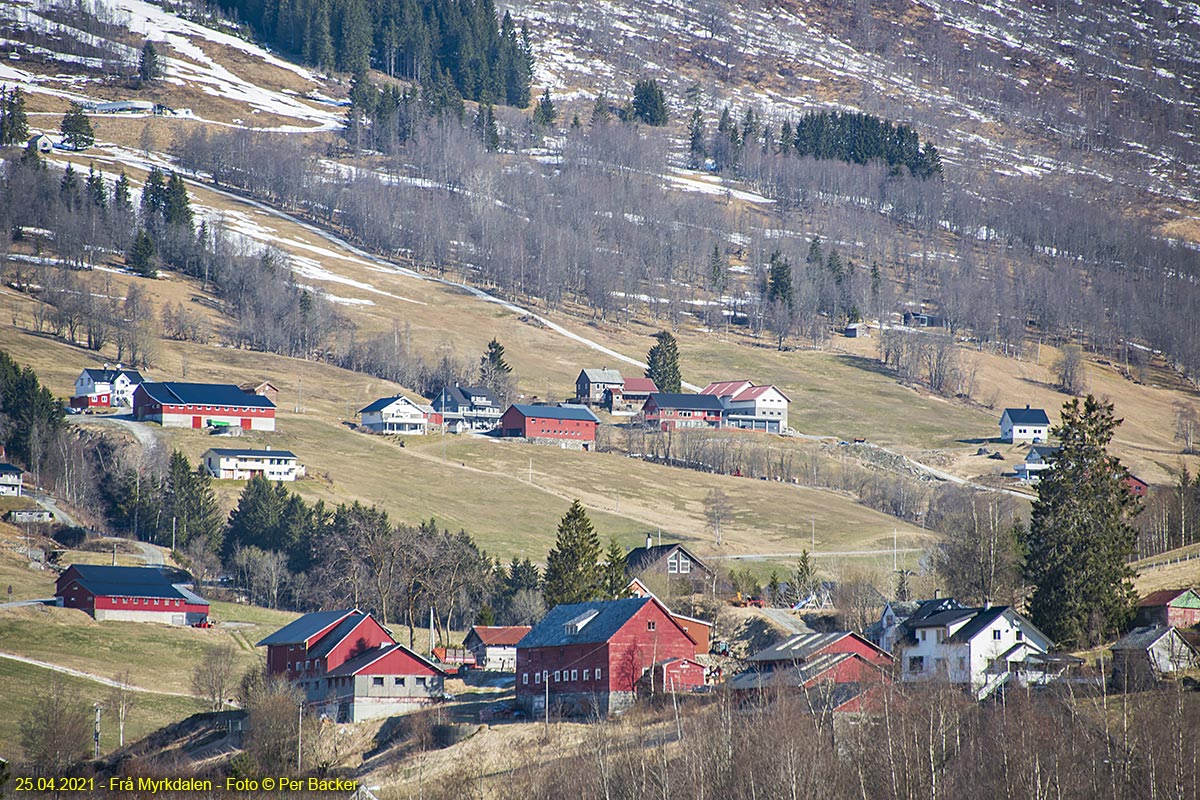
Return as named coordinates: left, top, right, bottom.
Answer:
left=358, top=395, right=430, bottom=435
left=55, top=564, right=209, bottom=625
left=499, top=404, right=600, bottom=449
left=463, top=625, right=532, bottom=671
left=624, top=536, right=716, bottom=595
left=606, top=376, right=658, bottom=415
left=1136, top=588, right=1200, bottom=629
left=430, top=384, right=502, bottom=432
left=515, top=596, right=699, bottom=717
left=1125, top=473, right=1150, bottom=498
left=700, top=380, right=791, bottom=433
left=870, top=597, right=965, bottom=654
left=257, top=608, right=446, bottom=721
left=239, top=381, right=279, bottom=404
left=641, top=393, right=725, bottom=430
left=0, top=463, right=23, bottom=497
left=133, top=382, right=276, bottom=431
left=73, top=365, right=144, bottom=408
left=1111, top=626, right=1200, bottom=689
left=900, top=604, right=1054, bottom=699
left=201, top=448, right=300, bottom=481
left=1000, top=405, right=1050, bottom=443
left=1015, top=444, right=1060, bottom=482
left=575, top=368, right=624, bottom=405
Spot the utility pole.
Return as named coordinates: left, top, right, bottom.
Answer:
left=544, top=670, right=549, bottom=728
left=296, top=701, right=303, bottom=772
left=172, top=516, right=177, bottom=553
left=441, top=388, right=447, bottom=462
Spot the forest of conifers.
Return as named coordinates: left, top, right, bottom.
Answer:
left=213, top=0, right=533, bottom=105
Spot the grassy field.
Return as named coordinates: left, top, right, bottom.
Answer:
left=0, top=658, right=208, bottom=760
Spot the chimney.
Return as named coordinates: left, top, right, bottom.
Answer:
left=933, top=588, right=940, bottom=599
left=646, top=533, right=653, bottom=549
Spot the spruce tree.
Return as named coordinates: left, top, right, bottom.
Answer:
left=59, top=103, right=94, bottom=150
left=163, top=172, right=193, bottom=232
left=225, top=474, right=285, bottom=559
left=532, top=88, right=556, bottom=127
left=631, top=78, right=667, bottom=126
left=645, top=330, right=682, bottom=393
left=126, top=229, right=157, bottom=277
left=59, top=163, right=81, bottom=208
left=1021, top=395, right=1140, bottom=647
left=708, top=243, right=726, bottom=294
left=767, top=250, right=793, bottom=310
left=600, top=540, right=629, bottom=600
left=139, top=41, right=160, bottom=83
left=542, top=500, right=603, bottom=608
left=687, top=107, right=706, bottom=168
left=1, top=87, right=28, bottom=146
left=85, top=166, right=107, bottom=211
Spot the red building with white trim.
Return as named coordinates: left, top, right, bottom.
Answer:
left=515, top=596, right=698, bottom=718
left=55, top=564, right=209, bottom=625
left=499, top=404, right=599, bottom=448
left=133, top=382, right=276, bottom=431
left=641, top=393, right=725, bottom=430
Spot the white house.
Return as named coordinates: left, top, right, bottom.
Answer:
left=700, top=380, right=790, bottom=433
left=431, top=385, right=502, bottom=433
left=1015, top=445, right=1060, bottom=482
left=576, top=368, right=624, bottom=405
left=899, top=605, right=1054, bottom=699
left=27, top=133, right=54, bottom=153
left=1000, top=405, right=1050, bottom=443
left=73, top=366, right=144, bottom=408
left=358, top=395, right=429, bottom=435
left=202, top=448, right=301, bottom=481
left=0, top=464, right=23, bottom=496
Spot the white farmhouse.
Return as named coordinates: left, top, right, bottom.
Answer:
left=358, top=395, right=429, bottom=434
left=700, top=380, right=790, bottom=433
left=74, top=366, right=144, bottom=408
left=0, top=463, right=23, bottom=496
left=899, top=605, right=1054, bottom=699
left=1000, top=405, right=1050, bottom=443
left=202, top=448, right=301, bottom=481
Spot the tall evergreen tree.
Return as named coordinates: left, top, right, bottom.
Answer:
left=708, top=243, right=726, bottom=294
left=631, top=78, right=668, bottom=126
left=59, top=103, right=94, bottom=150
left=163, top=450, right=222, bottom=552
left=1021, top=395, right=1140, bottom=647
left=163, top=172, right=194, bottom=232
left=1, top=87, right=29, bottom=146
left=532, top=88, right=556, bottom=127
left=126, top=229, right=157, bottom=277
left=687, top=107, right=706, bottom=168
left=85, top=165, right=107, bottom=211
left=542, top=500, right=603, bottom=608
left=139, top=41, right=160, bottom=83
left=600, top=540, right=629, bottom=600
left=767, top=250, right=793, bottom=310
left=645, top=330, right=682, bottom=393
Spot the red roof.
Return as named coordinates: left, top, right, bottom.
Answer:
left=1139, top=588, right=1196, bottom=607
left=469, top=625, right=532, bottom=646
left=733, top=385, right=790, bottom=402
left=622, top=377, right=658, bottom=393
left=700, top=380, right=752, bottom=397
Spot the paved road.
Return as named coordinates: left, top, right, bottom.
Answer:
left=96, top=536, right=166, bottom=566
left=759, top=608, right=812, bottom=635
left=0, top=598, right=55, bottom=609
left=710, top=548, right=927, bottom=560
left=25, top=489, right=79, bottom=527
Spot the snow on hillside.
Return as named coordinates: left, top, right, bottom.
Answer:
left=0, top=0, right=342, bottom=130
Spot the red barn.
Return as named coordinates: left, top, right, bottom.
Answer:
left=743, top=630, right=893, bottom=669
left=499, top=404, right=599, bottom=448
left=641, top=393, right=725, bottom=430
left=1136, top=588, right=1200, bottom=628
left=257, top=609, right=446, bottom=722
left=55, top=564, right=209, bottom=626
left=516, top=596, right=698, bottom=718
left=133, top=382, right=276, bottom=431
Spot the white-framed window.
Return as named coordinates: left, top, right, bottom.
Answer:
left=1016, top=630, right=1024, bottom=641
left=571, top=670, right=578, bottom=681
left=596, top=668, right=602, bottom=680
left=678, top=557, right=691, bottom=574
left=920, top=630, right=927, bottom=641
left=993, top=629, right=1002, bottom=641
left=554, top=670, right=561, bottom=682
left=416, top=676, right=426, bottom=686
left=647, top=620, right=656, bottom=631
left=535, top=672, right=541, bottom=684
left=395, top=677, right=405, bottom=686
left=667, top=556, right=678, bottom=574
left=522, top=673, right=528, bottom=685
left=373, top=677, right=384, bottom=687
left=583, top=669, right=589, bottom=681
left=936, top=629, right=945, bottom=644
left=908, top=656, right=924, bottom=673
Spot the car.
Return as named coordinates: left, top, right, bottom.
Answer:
left=64, top=405, right=82, bottom=415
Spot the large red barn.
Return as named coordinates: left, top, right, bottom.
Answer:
left=55, top=564, right=209, bottom=625
left=499, top=404, right=599, bottom=448
left=133, top=382, right=276, bottom=431
left=515, top=596, right=698, bottom=718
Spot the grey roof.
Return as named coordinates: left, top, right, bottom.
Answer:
left=1029, top=445, right=1061, bottom=461
left=0, top=463, right=22, bottom=476
left=256, top=609, right=360, bottom=647
left=359, top=396, right=407, bottom=414
left=730, top=651, right=855, bottom=691
left=745, top=632, right=883, bottom=664
left=647, top=393, right=725, bottom=411
left=1003, top=406, right=1050, bottom=425
left=325, top=643, right=446, bottom=678
left=902, top=598, right=968, bottom=631
left=507, top=404, right=600, bottom=423
left=138, top=382, right=275, bottom=409
left=909, top=607, right=978, bottom=629
left=517, top=597, right=657, bottom=649
left=624, top=543, right=712, bottom=576
left=205, top=448, right=297, bottom=459
left=884, top=601, right=922, bottom=619
left=946, top=606, right=1009, bottom=644
left=1111, top=625, right=1176, bottom=652
left=579, top=369, right=623, bottom=385
left=59, top=564, right=205, bottom=603
left=83, top=367, right=144, bottom=384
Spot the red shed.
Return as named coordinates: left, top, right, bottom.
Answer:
left=499, top=404, right=599, bottom=447
left=1136, top=588, right=1200, bottom=628
left=516, top=596, right=697, bottom=717
left=638, top=657, right=708, bottom=695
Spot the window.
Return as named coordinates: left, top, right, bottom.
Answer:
left=678, top=557, right=691, bottom=574
left=571, top=670, right=578, bottom=682
left=595, top=668, right=602, bottom=680
left=395, top=677, right=405, bottom=686
left=583, top=669, right=589, bottom=681
left=535, top=672, right=541, bottom=684
left=647, top=620, right=656, bottom=631
left=416, top=677, right=426, bottom=686
left=936, top=629, right=945, bottom=643
left=993, top=629, right=1002, bottom=641
left=522, top=673, right=529, bottom=685
left=667, top=557, right=678, bottom=574
left=908, top=656, right=924, bottom=673
left=554, top=670, right=561, bottom=682
left=373, top=677, right=384, bottom=687
left=920, top=630, right=926, bottom=641
left=305, top=660, right=310, bottom=670
left=1016, top=630, right=1024, bottom=641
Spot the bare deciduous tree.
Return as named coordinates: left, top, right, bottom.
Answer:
left=192, top=643, right=239, bottom=712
